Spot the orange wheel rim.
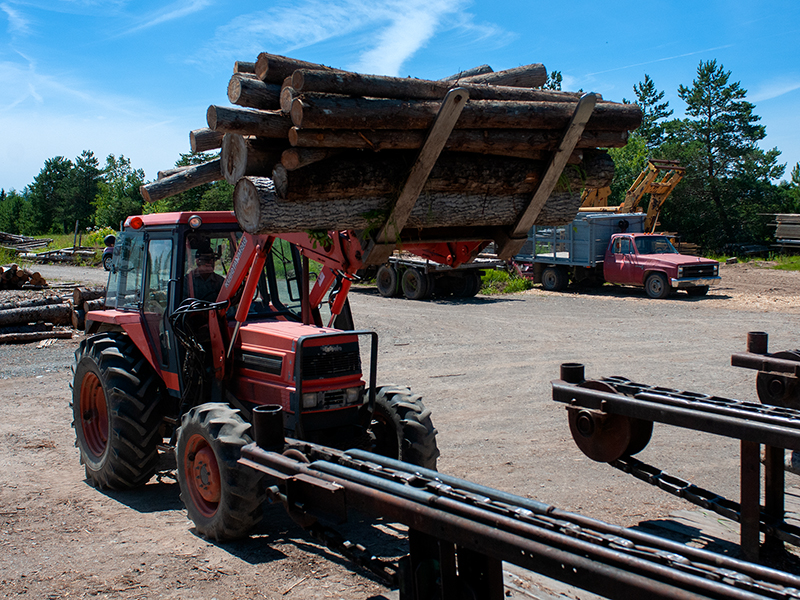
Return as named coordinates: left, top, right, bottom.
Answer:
left=79, top=372, right=108, bottom=458
left=184, top=434, right=220, bottom=517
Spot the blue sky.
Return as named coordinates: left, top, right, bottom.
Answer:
left=1, top=0, right=798, bottom=192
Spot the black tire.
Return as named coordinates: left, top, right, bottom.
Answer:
left=376, top=265, right=398, bottom=297
left=541, top=266, right=567, bottom=291
left=176, top=403, right=266, bottom=541
left=645, top=272, right=670, bottom=299
left=401, top=268, right=429, bottom=300
left=369, top=386, right=439, bottom=470
left=102, top=254, right=113, bottom=271
left=71, top=333, right=165, bottom=490
left=686, top=285, right=709, bottom=297
left=451, top=271, right=482, bottom=298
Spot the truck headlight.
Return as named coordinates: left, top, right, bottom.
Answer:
left=677, top=266, right=683, bottom=278
left=346, top=387, right=362, bottom=404
left=302, top=392, right=318, bottom=408
left=714, top=264, right=719, bottom=275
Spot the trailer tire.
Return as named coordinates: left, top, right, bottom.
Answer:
left=71, top=333, right=165, bottom=490
left=686, top=285, right=709, bottom=297
left=541, top=267, right=567, bottom=291
left=369, top=386, right=439, bottom=470
left=376, top=265, right=398, bottom=297
left=176, top=403, right=265, bottom=541
left=401, top=268, right=429, bottom=300
left=645, top=272, right=670, bottom=299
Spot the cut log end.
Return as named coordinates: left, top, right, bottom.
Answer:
left=234, top=177, right=271, bottom=233
left=221, top=133, right=248, bottom=184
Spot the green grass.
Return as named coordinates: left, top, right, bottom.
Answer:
left=770, top=255, right=800, bottom=271
left=480, top=268, right=534, bottom=295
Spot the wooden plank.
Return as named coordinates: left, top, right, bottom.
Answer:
left=496, top=93, right=596, bottom=259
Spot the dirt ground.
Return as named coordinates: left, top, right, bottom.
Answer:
left=2, top=260, right=800, bottom=599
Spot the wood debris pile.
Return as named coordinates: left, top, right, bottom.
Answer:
left=0, top=232, right=52, bottom=252
left=0, top=264, right=47, bottom=289
left=141, top=53, right=641, bottom=260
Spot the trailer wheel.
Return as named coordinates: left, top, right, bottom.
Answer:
left=369, top=386, right=439, bottom=470
left=376, top=265, right=398, bottom=297
left=451, top=271, right=482, bottom=298
left=401, top=268, right=429, bottom=300
left=645, top=272, right=670, bottom=299
left=541, top=267, right=567, bottom=291
left=686, top=285, right=709, bottom=297
left=176, top=403, right=265, bottom=541
left=71, top=333, right=165, bottom=489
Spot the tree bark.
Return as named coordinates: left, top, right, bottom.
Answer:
left=271, top=150, right=614, bottom=202
left=234, top=61, right=256, bottom=75
left=158, top=166, right=189, bottom=179
left=288, top=127, right=628, bottom=155
left=0, top=296, right=66, bottom=312
left=73, top=286, right=105, bottom=309
left=0, top=303, right=72, bottom=327
left=291, top=96, right=641, bottom=131
left=220, top=134, right=287, bottom=184
left=0, top=331, right=73, bottom=344
left=207, top=105, right=292, bottom=138
left=440, top=65, right=493, bottom=81
left=255, top=52, right=342, bottom=84
left=190, top=128, right=224, bottom=153
left=291, top=69, right=588, bottom=103
left=140, top=159, right=222, bottom=203
left=280, top=148, right=344, bottom=171
left=458, top=63, right=547, bottom=88
left=227, top=74, right=282, bottom=110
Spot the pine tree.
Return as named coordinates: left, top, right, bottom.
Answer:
left=631, top=74, right=672, bottom=147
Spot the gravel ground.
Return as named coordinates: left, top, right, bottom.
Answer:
left=1, top=260, right=799, bottom=599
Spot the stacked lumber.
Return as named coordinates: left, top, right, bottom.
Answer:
left=0, top=232, right=51, bottom=252
left=141, top=53, right=641, bottom=259
left=0, top=264, right=47, bottom=289
left=774, top=214, right=800, bottom=244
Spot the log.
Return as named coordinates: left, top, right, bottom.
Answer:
left=0, top=296, right=66, bottom=311
left=458, top=63, right=547, bottom=88
left=73, top=286, right=105, bottom=309
left=84, top=298, right=106, bottom=312
left=190, top=128, right=224, bottom=153
left=288, top=127, right=629, bottom=156
left=140, top=159, right=222, bottom=203
left=271, top=150, right=614, bottom=202
left=0, top=330, right=72, bottom=344
left=280, top=148, right=344, bottom=171
left=71, top=308, right=85, bottom=331
left=291, top=97, right=642, bottom=131
left=227, top=74, right=282, bottom=110
left=207, top=105, right=292, bottom=138
left=220, top=133, right=286, bottom=184
left=440, top=65, right=493, bottom=81
left=234, top=61, right=256, bottom=75
left=0, top=303, right=72, bottom=327
left=255, top=52, right=341, bottom=84
left=158, top=166, right=189, bottom=179
left=235, top=155, right=609, bottom=234
left=290, top=69, right=588, bottom=102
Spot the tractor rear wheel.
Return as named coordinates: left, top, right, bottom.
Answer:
left=71, top=333, right=165, bottom=489
left=369, top=386, right=439, bottom=470
left=176, top=403, right=266, bottom=541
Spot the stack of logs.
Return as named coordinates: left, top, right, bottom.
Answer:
left=141, top=53, right=640, bottom=251
left=1, top=264, right=47, bottom=289
left=0, top=286, right=104, bottom=343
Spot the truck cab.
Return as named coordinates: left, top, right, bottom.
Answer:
left=603, top=233, right=720, bottom=298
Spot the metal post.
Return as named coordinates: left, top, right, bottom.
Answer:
left=740, top=440, right=761, bottom=561
left=764, top=445, right=785, bottom=553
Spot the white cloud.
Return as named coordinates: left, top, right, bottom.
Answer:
left=750, top=79, right=800, bottom=103
left=121, top=0, right=214, bottom=35
left=1, top=2, right=31, bottom=35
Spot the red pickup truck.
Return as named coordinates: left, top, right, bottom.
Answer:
left=513, top=213, right=720, bottom=299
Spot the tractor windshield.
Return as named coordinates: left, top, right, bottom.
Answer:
left=634, top=236, right=678, bottom=255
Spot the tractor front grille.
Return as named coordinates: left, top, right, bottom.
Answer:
left=302, top=341, right=361, bottom=380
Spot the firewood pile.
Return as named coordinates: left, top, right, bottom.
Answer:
left=0, top=232, right=52, bottom=252
left=0, top=285, right=105, bottom=343
left=0, top=264, right=47, bottom=289
left=141, top=53, right=641, bottom=260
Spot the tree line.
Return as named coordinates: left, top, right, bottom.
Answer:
left=1, top=60, right=798, bottom=251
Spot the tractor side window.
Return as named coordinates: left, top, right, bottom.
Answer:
left=144, top=239, right=173, bottom=366
left=268, top=239, right=302, bottom=316
left=183, top=233, right=237, bottom=302
left=106, top=232, right=146, bottom=310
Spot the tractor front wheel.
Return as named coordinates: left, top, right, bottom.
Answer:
left=176, top=403, right=265, bottom=541
left=369, top=386, right=439, bottom=470
left=71, top=333, right=165, bottom=489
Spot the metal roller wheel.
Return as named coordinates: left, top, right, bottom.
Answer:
left=756, top=350, right=800, bottom=409
left=567, top=381, right=653, bottom=462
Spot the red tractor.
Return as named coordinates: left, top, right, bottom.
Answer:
left=72, top=211, right=485, bottom=540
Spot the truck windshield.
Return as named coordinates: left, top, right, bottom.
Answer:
left=635, top=236, right=678, bottom=255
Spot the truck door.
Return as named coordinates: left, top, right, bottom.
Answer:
left=603, top=236, right=642, bottom=285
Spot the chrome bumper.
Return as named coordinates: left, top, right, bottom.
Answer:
left=670, top=276, right=721, bottom=289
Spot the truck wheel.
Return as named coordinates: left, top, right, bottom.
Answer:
left=369, top=386, right=439, bottom=470
left=71, top=333, right=165, bottom=490
left=401, top=268, right=429, bottom=300
left=176, top=403, right=266, bottom=541
left=541, top=267, right=567, bottom=291
left=451, top=271, right=482, bottom=298
left=375, top=265, right=398, bottom=297
left=686, top=285, right=709, bottom=297
left=645, top=272, right=670, bottom=299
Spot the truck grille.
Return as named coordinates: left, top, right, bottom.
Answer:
left=682, top=264, right=717, bottom=278
left=302, top=341, right=361, bottom=380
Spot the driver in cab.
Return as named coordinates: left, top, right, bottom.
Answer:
left=185, top=243, right=224, bottom=302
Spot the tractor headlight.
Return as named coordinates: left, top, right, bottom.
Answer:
left=302, top=392, right=318, bottom=408
left=345, top=387, right=362, bottom=404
